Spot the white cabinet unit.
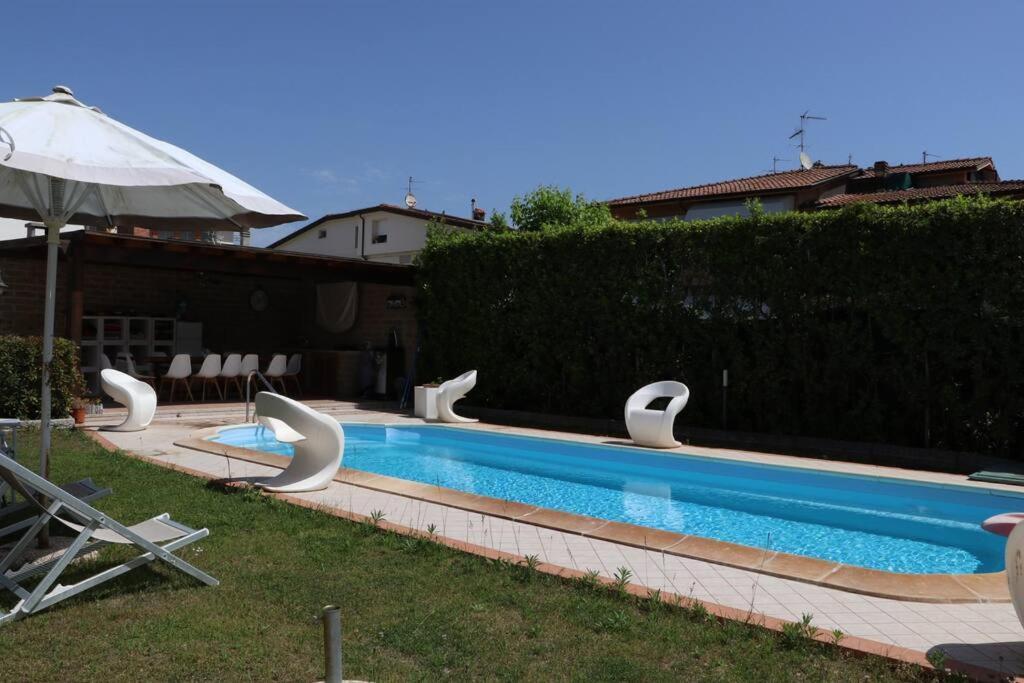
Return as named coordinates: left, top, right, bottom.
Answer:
left=80, top=316, right=176, bottom=393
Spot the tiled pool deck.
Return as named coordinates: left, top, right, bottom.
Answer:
left=84, top=402, right=1024, bottom=678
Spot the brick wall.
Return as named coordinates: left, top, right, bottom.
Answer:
left=0, top=254, right=68, bottom=337
left=0, top=251, right=418, bottom=382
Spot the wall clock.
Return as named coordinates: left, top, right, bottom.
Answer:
left=249, top=287, right=269, bottom=312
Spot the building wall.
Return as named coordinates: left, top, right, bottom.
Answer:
left=0, top=250, right=419, bottom=391
left=274, top=210, right=429, bottom=264
left=275, top=210, right=475, bottom=264
left=0, top=253, right=69, bottom=337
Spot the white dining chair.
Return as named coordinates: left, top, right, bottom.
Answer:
left=264, top=354, right=289, bottom=394
left=192, top=354, right=223, bottom=401
left=159, top=354, right=194, bottom=402
left=115, top=351, right=155, bottom=386
left=283, top=353, right=303, bottom=397
left=219, top=353, right=243, bottom=399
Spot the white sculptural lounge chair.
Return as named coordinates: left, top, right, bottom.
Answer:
left=624, top=381, right=690, bottom=448
left=100, top=369, right=157, bottom=432
left=0, top=451, right=217, bottom=626
left=252, top=392, right=344, bottom=493
left=437, top=370, right=478, bottom=424
left=983, top=513, right=1024, bottom=630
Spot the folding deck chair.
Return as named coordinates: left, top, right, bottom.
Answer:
left=0, top=452, right=218, bottom=626
left=1, top=477, right=111, bottom=539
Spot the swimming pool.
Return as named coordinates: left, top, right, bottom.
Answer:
left=210, top=424, right=1021, bottom=575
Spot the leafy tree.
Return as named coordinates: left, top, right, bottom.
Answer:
left=489, top=210, right=510, bottom=231
left=508, top=185, right=611, bottom=231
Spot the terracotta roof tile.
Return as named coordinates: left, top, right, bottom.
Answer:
left=606, top=165, right=858, bottom=206
left=857, top=157, right=993, bottom=178
left=814, top=181, right=1024, bottom=208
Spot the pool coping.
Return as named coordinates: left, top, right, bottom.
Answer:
left=82, top=428, right=1011, bottom=683
left=176, top=426, right=1011, bottom=605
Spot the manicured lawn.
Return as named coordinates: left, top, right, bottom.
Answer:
left=0, top=430, right=940, bottom=681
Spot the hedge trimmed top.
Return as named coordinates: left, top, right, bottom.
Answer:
left=418, top=196, right=1024, bottom=456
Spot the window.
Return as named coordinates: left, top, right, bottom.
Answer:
left=318, top=229, right=327, bottom=239
left=371, top=219, right=387, bottom=244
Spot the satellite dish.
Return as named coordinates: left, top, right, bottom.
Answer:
left=404, top=192, right=417, bottom=209
left=799, top=152, right=813, bottom=170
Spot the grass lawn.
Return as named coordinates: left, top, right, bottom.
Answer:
left=0, top=429, right=944, bottom=682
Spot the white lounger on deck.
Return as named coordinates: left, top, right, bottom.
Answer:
left=624, top=381, right=690, bottom=448
left=253, top=392, right=344, bottom=493
left=437, top=370, right=478, bottom=423
left=0, top=452, right=217, bottom=626
left=100, top=369, right=157, bottom=432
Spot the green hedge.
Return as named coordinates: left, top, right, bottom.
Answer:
left=0, top=335, right=84, bottom=419
left=417, top=196, right=1024, bottom=456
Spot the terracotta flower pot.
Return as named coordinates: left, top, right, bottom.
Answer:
left=72, top=407, right=86, bottom=424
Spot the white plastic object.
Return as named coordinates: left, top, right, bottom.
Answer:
left=437, top=370, right=477, bottom=423
left=160, top=353, right=194, bottom=401
left=283, top=353, right=303, bottom=396
left=1004, top=519, right=1024, bottom=630
left=219, top=353, right=243, bottom=398
left=624, top=381, right=690, bottom=448
left=193, top=354, right=223, bottom=401
left=240, top=353, right=260, bottom=377
left=253, top=392, right=344, bottom=493
left=264, top=354, right=288, bottom=393
left=100, top=368, right=157, bottom=432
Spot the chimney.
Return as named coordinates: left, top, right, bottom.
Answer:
left=873, top=160, right=889, bottom=176
left=471, top=198, right=486, bottom=221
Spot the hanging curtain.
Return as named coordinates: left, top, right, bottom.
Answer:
left=316, top=282, right=358, bottom=333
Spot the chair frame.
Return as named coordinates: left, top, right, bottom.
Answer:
left=0, top=452, right=217, bottom=626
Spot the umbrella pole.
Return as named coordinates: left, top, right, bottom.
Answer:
left=37, top=219, right=61, bottom=547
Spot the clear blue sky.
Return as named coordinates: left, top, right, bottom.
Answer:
left=5, top=0, right=1023, bottom=246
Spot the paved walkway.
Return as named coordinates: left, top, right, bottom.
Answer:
left=86, top=403, right=1024, bottom=677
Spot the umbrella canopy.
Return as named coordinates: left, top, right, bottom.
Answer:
left=0, top=86, right=304, bottom=229
left=0, top=85, right=306, bottom=492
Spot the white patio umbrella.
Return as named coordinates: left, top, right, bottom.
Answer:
left=0, top=85, right=305, bottom=481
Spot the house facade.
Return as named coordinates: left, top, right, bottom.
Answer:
left=607, top=156, right=1024, bottom=219
left=269, top=204, right=489, bottom=264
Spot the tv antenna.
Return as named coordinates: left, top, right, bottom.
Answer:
left=922, top=150, right=940, bottom=164
left=788, top=110, right=826, bottom=155
left=403, top=176, right=421, bottom=209
left=769, top=156, right=791, bottom=174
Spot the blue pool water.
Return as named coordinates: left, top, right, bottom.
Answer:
left=211, top=424, right=1021, bottom=574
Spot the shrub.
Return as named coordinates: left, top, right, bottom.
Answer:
left=417, top=196, right=1024, bottom=456
left=0, top=335, right=84, bottom=419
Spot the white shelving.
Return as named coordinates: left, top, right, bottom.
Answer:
left=80, top=316, right=175, bottom=393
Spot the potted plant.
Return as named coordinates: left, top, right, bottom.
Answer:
left=71, top=397, right=87, bottom=425
left=83, top=395, right=103, bottom=416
